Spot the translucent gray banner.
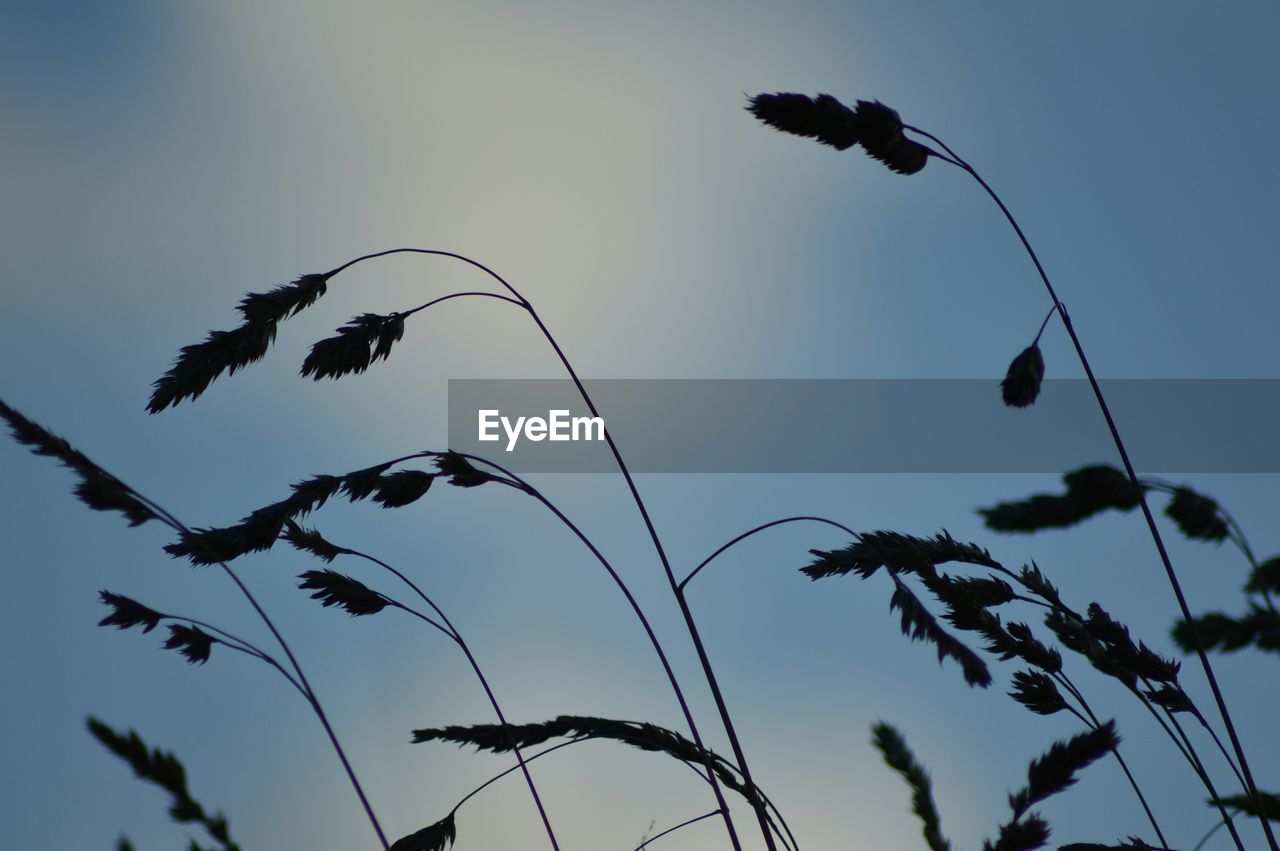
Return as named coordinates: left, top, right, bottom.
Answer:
left=446, top=379, right=1280, bottom=473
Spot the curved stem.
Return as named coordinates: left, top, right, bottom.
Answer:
left=162, top=613, right=308, bottom=698
left=326, top=250, right=523, bottom=304
left=450, top=739, right=583, bottom=816
left=384, top=600, right=453, bottom=641
left=908, top=127, right=1276, bottom=851
left=636, top=810, right=723, bottom=850
left=450, top=633, right=561, bottom=850
left=1053, top=673, right=1168, bottom=848
left=1193, top=818, right=1229, bottom=851
left=464, top=455, right=742, bottom=848
left=1191, top=708, right=1249, bottom=794
left=122, top=493, right=389, bottom=849
left=681, top=516, right=859, bottom=591
left=1032, top=302, right=1062, bottom=347
left=330, top=248, right=766, bottom=850
left=1163, top=706, right=1246, bottom=851
left=399, top=290, right=526, bottom=318
left=337, top=548, right=560, bottom=851
left=1142, top=478, right=1278, bottom=616
left=445, top=739, right=729, bottom=851
left=446, top=734, right=715, bottom=815
left=310, top=447, right=731, bottom=842
left=520, top=305, right=775, bottom=851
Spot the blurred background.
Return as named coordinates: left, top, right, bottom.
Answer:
left=1, top=2, right=1277, bottom=848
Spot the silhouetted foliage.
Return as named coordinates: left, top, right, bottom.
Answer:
left=1009, top=722, right=1118, bottom=820
left=980, top=466, right=1142, bottom=534
left=889, top=574, right=993, bottom=687
left=1211, top=791, right=1280, bottom=821
left=871, top=722, right=952, bottom=851
left=164, top=462, right=437, bottom=565
left=1245, top=557, right=1280, bottom=596
left=372, top=470, right=436, bottom=508
left=299, top=569, right=390, bottom=616
left=282, top=518, right=348, bottom=563
left=1164, top=487, right=1229, bottom=543
left=301, top=312, right=405, bottom=380
left=1173, top=606, right=1280, bottom=654
left=1060, top=840, right=1153, bottom=851
left=983, top=815, right=1051, bottom=851
left=9, top=81, right=1275, bottom=851
left=1010, top=671, right=1068, bottom=716
left=803, top=530, right=1000, bottom=580
left=149, top=273, right=330, bottom=412
left=341, top=463, right=396, bottom=501
left=163, top=503, right=294, bottom=565
left=747, top=92, right=860, bottom=150
left=98, top=591, right=164, bottom=634
left=1001, top=344, right=1045, bottom=408
left=1046, top=611, right=1138, bottom=688
left=413, top=715, right=768, bottom=813
left=0, top=399, right=157, bottom=527
left=436, top=451, right=498, bottom=488
left=164, top=624, right=214, bottom=665
left=747, top=93, right=930, bottom=174
left=1082, top=604, right=1181, bottom=683
left=971, top=724, right=1118, bottom=851
left=1017, top=563, right=1068, bottom=612
left=1141, top=683, right=1194, bottom=714
left=389, top=814, right=456, bottom=851
left=87, top=717, right=241, bottom=851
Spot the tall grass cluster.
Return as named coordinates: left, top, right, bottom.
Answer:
left=3, top=92, right=1275, bottom=851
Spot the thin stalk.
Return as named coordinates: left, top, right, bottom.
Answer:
left=452, top=739, right=578, bottom=815
left=520, top=304, right=778, bottom=851
left=1187, top=708, right=1248, bottom=798
left=681, top=516, right=859, bottom=591
left=636, top=811, right=724, bottom=850
left=446, top=735, right=727, bottom=851
left=719, top=764, right=800, bottom=851
left=340, top=548, right=560, bottom=851
left=382, top=599, right=453, bottom=640
left=473, top=457, right=814, bottom=851
left=399, top=290, right=526, bottom=318
left=1161, top=706, right=1246, bottom=851
left=907, top=126, right=1276, bottom=851
left=294, top=446, right=740, bottom=846
left=1141, top=477, right=1278, bottom=616
left=1032, top=302, right=1062, bottom=347
left=119, top=492, right=389, bottom=849
left=1046, top=609, right=1242, bottom=847
left=330, top=248, right=769, bottom=850
left=447, top=734, right=715, bottom=814
left=1052, top=673, right=1168, bottom=848
left=478, top=460, right=743, bottom=849
left=161, top=613, right=308, bottom=699
left=1194, top=818, right=1229, bottom=851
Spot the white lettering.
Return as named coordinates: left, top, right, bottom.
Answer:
left=573, top=415, right=604, bottom=441
left=479, top=410, right=606, bottom=451
left=478, top=410, right=500, bottom=442
left=502, top=416, right=526, bottom=452
left=549, top=409, right=571, bottom=441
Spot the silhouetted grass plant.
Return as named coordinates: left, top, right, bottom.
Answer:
left=1, top=90, right=1273, bottom=851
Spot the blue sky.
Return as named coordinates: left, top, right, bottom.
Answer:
left=2, top=2, right=1278, bottom=849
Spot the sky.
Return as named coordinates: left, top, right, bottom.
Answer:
left=1, top=1, right=1278, bottom=849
